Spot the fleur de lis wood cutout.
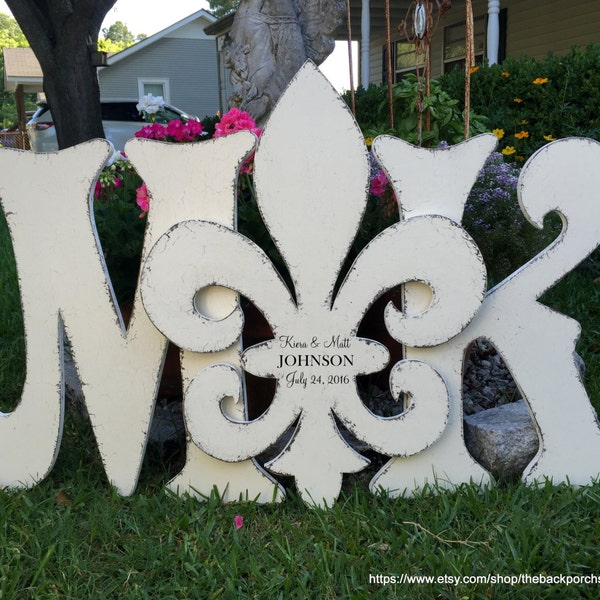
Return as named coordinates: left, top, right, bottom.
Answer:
left=140, top=62, right=487, bottom=506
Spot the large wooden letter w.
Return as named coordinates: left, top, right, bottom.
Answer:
left=0, top=141, right=167, bottom=495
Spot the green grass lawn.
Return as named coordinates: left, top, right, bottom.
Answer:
left=1, top=209, right=600, bottom=598
left=2, top=424, right=600, bottom=599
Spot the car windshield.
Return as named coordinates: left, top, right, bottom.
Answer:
left=153, top=107, right=191, bottom=123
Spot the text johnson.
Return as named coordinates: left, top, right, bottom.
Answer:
left=277, top=354, right=354, bottom=368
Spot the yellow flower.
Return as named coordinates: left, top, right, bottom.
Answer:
left=502, top=146, right=516, bottom=156
left=533, top=77, right=549, bottom=85
left=469, top=66, right=479, bottom=74
left=515, top=155, right=525, bottom=162
left=501, top=71, right=510, bottom=77
left=514, top=97, right=523, bottom=103
left=492, top=128, right=505, bottom=140
left=364, top=136, right=374, bottom=147
left=519, top=119, right=529, bottom=125
left=543, top=134, right=556, bottom=141
left=514, top=130, right=529, bottom=140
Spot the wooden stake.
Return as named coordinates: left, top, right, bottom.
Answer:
left=464, top=0, right=474, bottom=139
left=385, top=0, right=394, bottom=129
left=345, top=0, right=356, bottom=116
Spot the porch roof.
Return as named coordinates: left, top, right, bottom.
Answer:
left=2, top=47, right=44, bottom=93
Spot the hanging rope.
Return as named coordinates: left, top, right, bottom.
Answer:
left=345, top=0, right=356, bottom=116
left=464, top=0, right=474, bottom=139
left=398, top=1, right=450, bottom=146
left=384, top=0, right=394, bottom=129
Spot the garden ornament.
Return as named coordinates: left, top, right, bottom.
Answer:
left=0, top=62, right=600, bottom=507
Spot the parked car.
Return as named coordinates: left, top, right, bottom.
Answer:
left=26, top=101, right=199, bottom=152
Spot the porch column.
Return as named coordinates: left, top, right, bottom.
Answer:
left=361, top=0, right=370, bottom=87
left=15, top=84, right=26, bottom=131
left=486, top=0, right=500, bottom=65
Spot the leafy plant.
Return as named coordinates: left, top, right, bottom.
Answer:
left=341, top=84, right=389, bottom=131
left=359, top=74, right=488, bottom=147
left=0, top=210, right=24, bottom=412
left=440, top=44, right=600, bottom=161
left=92, top=108, right=271, bottom=306
left=93, top=157, right=146, bottom=305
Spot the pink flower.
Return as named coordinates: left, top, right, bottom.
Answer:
left=94, top=180, right=103, bottom=199
left=137, top=119, right=205, bottom=143
left=135, top=183, right=149, bottom=216
left=370, top=170, right=389, bottom=196
left=113, top=177, right=122, bottom=188
left=234, top=515, right=244, bottom=529
left=135, top=123, right=167, bottom=140
left=214, top=107, right=261, bottom=138
left=166, top=119, right=186, bottom=141
left=185, top=119, right=204, bottom=139
left=240, top=154, right=255, bottom=176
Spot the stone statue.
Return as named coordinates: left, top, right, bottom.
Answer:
left=223, top=0, right=345, bottom=123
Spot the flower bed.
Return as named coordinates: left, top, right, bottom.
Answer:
left=93, top=105, right=264, bottom=305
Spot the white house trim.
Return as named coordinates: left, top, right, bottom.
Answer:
left=487, top=0, right=501, bottom=65
left=137, top=78, right=171, bottom=103
left=361, top=0, right=371, bottom=87
left=101, top=9, right=216, bottom=69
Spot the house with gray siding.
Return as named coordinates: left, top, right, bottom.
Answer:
left=3, top=9, right=224, bottom=126
left=99, top=9, right=223, bottom=119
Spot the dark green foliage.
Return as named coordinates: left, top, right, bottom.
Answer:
left=342, top=84, right=389, bottom=131
left=375, top=74, right=488, bottom=146
left=439, top=44, right=600, bottom=160
left=207, top=0, right=240, bottom=18
left=343, top=75, right=487, bottom=146
left=0, top=210, right=24, bottom=412
left=93, top=160, right=146, bottom=306
left=199, top=113, right=220, bottom=138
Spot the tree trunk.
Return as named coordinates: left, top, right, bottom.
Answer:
left=41, top=36, right=105, bottom=149
left=6, top=0, right=117, bottom=149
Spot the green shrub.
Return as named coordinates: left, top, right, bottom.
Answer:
left=0, top=210, right=25, bottom=411
left=342, top=84, right=388, bottom=132
left=440, top=44, right=600, bottom=161
left=343, top=75, right=487, bottom=146
left=377, top=74, right=488, bottom=145
left=93, top=157, right=146, bottom=306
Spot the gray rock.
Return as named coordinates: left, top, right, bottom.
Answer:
left=464, top=399, right=539, bottom=481
left=149, top=400, right=185, bottom=446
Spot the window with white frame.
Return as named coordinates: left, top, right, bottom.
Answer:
left=394, top=41, right=426, bottom=81
left=443, top=16, right=486, bottom=73
left=137, top=79, right=170, bottom=103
